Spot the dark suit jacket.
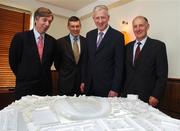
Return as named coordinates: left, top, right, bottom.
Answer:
left=123, top=37, right=168, bottom=102
left=54, top=35, right=86, bottom=96
left=83, top=26, right=124, bottom=97
left=9, top=30, right=56, bottom=100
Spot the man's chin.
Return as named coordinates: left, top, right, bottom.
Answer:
left=98, top=27, right=106, bottom=31
left=43, top=28, right=49, bottom=32
left=72, top=34, right=79, bottom=37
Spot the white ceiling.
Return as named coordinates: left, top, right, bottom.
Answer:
left=37, top=0, right=97, bottom=11
left=0, top=0, right=133, bottom=18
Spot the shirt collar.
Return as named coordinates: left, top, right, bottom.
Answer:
left=33, top=28, right=45, bottom=40
left=69, top=33, right=80, bottom=42
left=98, top=25, right=109, bottom=35
left=135, top=36, right=148, bottom=46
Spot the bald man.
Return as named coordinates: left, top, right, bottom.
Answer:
left=123, top=16, right=168, bottom=107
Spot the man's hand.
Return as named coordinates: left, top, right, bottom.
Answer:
left=80, top=83, right=85, bottom=93
left=108, top=90, right=118, bottom=97
left=149, top=96, right=159, bottom=107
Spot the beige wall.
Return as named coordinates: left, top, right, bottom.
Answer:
left=47, top=15, right=69, bottom=39
left=47, top=15, right=69, bottom=70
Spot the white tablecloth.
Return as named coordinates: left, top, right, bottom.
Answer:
left=0, top=95, right=180, bottom=131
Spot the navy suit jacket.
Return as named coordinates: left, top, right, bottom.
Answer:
left=54, top=35, right=86, bottom=95
left=83, top=26, right=124, bottom=97
left=9, top=30, right=56, bottom=99
left=123, top=37, right=168, bottom=102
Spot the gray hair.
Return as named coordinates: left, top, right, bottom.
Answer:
left=93, top=5, right=109, bottom=16
left=133, top=16, right=149, bottom=24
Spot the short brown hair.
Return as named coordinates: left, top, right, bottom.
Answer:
left=68, top=16, right=81, bottom=26
left=34, top=7, right=53, bottom=20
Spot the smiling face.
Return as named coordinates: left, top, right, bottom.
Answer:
left=68, top=21, right=81, bottom=37
left=132, top=16, right=149, bottom=41
left=35, top=16, right=53, bottom=34
left=93, top=9, right=109, bottom=31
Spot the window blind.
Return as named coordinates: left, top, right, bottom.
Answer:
left=0, top=8, right=30, bottom=88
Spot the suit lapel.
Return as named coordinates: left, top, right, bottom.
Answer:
left=96, top=27, right=111, bottom=53
left=42, top=34, right=49, bottom=64
left=129, top=42, right=134, bottom=67
left=134, top=37, right=151, bottom=67
left=79, top=36, right=84, bottom=59
left=91, top=30, right=98, bottom=55
left=29, top=30, right=41, bottom=63
left=126, top=41, right=135, bottom=68
left=65, top=36, right=75, bottom=62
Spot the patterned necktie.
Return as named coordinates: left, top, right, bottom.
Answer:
left=37, top=35, right=44, bottom=62
left=96, top=32, right=104, bottom=47
left=134, top=42, right=141, bottom=63
left=72, top=37, right=79, bottom=64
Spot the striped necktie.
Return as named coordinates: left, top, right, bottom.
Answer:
left=96, top=32, right=104, bottom=47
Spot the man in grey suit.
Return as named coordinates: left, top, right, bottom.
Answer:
left=9, top=7, right=56, bottom=100
left=80, top=5, right=124, bottom=97
left=123, top=16, right=168, bottom=107
left=54, top=16, right=86, bottom=96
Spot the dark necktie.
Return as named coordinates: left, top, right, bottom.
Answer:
left=96, top=32, right=104, bottom=47
left=134, top=42, right=141, bottom=63
left=72, top=37, right=79, bottom=64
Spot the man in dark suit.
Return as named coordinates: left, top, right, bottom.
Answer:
left=80, top=5, right=124, bottom=97
left=123, top=16, right=168, bottom=107
left=54, top=16, right=86, bottom=96
left=9, top=7, right=56, bottom=100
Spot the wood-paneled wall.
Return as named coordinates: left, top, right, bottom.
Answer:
left=0, top=71, right=180, bottom=120
left=159, top=78, right=180, bottom=119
